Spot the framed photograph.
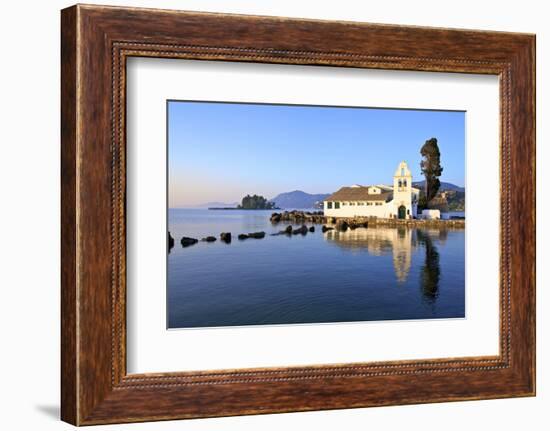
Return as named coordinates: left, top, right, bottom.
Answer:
left=61, top=4, right=536, bottom=425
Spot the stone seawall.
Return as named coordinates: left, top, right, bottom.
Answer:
left=346, top=216, right=465, bottom=229
left=269, top=210, right=465, bottom=229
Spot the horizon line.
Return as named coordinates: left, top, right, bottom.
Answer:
left=170, top=181, right=465, bottom=208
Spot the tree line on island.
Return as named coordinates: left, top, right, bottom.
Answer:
left=237, top=194, right=278, bottom=210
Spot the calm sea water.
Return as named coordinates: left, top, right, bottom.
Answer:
left=168, top=209, right=465, bottom=328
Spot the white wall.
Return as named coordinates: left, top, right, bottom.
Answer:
left=325, top=201, right=394, bottom=218
left=421, top=209, right=442, bottom=220
left=0, top=1, right=547, bottom=430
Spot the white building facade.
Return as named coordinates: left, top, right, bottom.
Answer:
left=324, top=161, right=420, bottom=219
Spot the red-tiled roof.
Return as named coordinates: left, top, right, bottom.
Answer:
left=325, top=187, right=393, bottom=202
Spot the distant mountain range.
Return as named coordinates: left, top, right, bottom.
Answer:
left=186, top=201, right=238, bottom=209
left=412, top=181, right=465, bottom=192
left=269, top=182, right=464, bottom=209
left=190, top=182, right=464, bottom=210
left=269, top=190, right=330, bottom=209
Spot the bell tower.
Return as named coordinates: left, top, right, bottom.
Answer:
left=393, top=161, right=413, bottom=219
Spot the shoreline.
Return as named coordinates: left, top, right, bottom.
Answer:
left=270, top=210, right=465, bottom=229
left=170, top=210, right=465, bottom=250
left=208, top=207, right=281, bottom=210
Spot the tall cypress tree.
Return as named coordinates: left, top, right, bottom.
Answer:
left=420, top=137, right=444, bottom=205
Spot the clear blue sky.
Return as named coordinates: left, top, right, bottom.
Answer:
left=168, top=101, right=465, bottom=207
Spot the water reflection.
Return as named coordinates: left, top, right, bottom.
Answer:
left=324, top=227, right=442, bottom=300
left=324, top=227, right=414, bottom=283
left=168, top=209, right=464, bottom=327
left=416, top=230, right=440, bottom=303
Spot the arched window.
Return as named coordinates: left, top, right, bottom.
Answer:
left=398, top=180, right=402, bottom=188
left=403, top=179, right=407, bottom=187
left=401, top=167, right=405, bottom=176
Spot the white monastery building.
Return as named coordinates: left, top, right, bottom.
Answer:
left=324, top=161, right=420, bottom=219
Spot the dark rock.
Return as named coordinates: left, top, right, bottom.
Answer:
left=247, top=231, right=265, bottom=239
left=180, top=236, right=198, bottom=247
left=238, top=234, right=249, bottom=240
left=270, top=213, right=282, bottom=223
left=284, top=225, right=293, bottom=234
left=273, top=210, right=327, bottom=225
left=201, top=236, right=216, bottom=242
left=322, top=225, right=334, bottom=233
left=220, top=232, right=232, bottom=243
left=309, top=226, right=315, bottom=232
left=312, top=215, right=327, bottom=223
left=293, top=225, right=308, bottom=235
left=168, top=231, right=175, bottom=251
left=336, top=220, right=348, bottom=232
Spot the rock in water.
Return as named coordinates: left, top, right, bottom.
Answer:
left=309, top=226, right=315, bottom=232
left=270, top=213, right=281, bottom=223
left=201, top=236, right=216, bottom=242
left=238, top=234, right=249, bottom=240
left=284, top=225, right=293, bottom=234
left=180, top=236, right=198, bottom=247
left=336, top=220, right=348, bottom=232
left=322, top=225, right=334, bottom=233
left=168, top=231, right=175, bottom=251
left=293, top=225, right=308, bottom=235
left=220, top=232, right=232, bottom=243
left=247, top=231, right=265, bottom=239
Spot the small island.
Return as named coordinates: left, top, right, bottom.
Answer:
left=210, top=194, right=279, bottom=210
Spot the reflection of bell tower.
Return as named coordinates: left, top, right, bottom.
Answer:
left=392, top=228, right=412, bottom=282
left=393, top=161, right=413, bottom=219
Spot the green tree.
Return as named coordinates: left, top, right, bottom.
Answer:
left=420, top=137, right=444, bottom=206
left=238, top=194, right=275, bottom=209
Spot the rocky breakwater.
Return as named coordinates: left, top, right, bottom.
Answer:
left=335, top=218, right=369, bottom=231
left=270, top=224, right=316, bottom=236
left=329, top=216, right=465, bottom=231
left=270, top=210, right=328, bottom=224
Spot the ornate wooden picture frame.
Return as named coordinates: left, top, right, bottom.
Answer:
left=61, top=4, right=535, bottom=425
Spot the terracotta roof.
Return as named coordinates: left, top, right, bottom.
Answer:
left=325, top=187, right=393, bottom=202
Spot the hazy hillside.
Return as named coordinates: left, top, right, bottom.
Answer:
left=185, top=201, right=239, bottom=209
left=191, top=182, right=464, bottom=210
left=270, top=190, right=330, bottom=209
left=412, top=180, right=465, bottom=192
